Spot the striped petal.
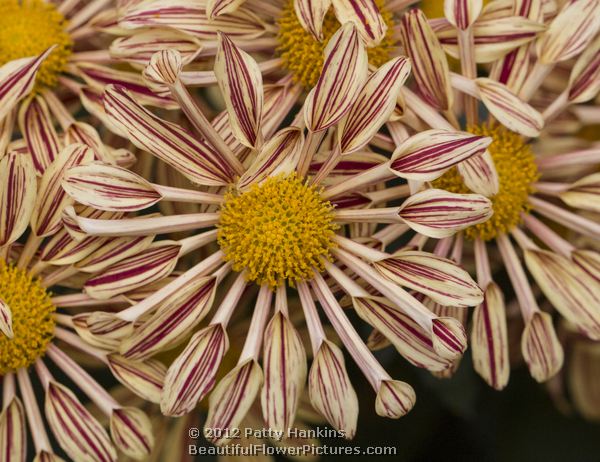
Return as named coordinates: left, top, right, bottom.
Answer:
left=72, top=312, right=133, bottom=351
left=110, top=29, right=203, bottom=66
left=161, top=324, right=229, bottom=416
left=40, top=227, right=105, bottom=266
left=352, top=296, right=451, bottom=372
left=456, top=150, right=499, bottom=197
left=567, top=36, right=600, bottom=103
left=573, top=250, right=600, bottom=283
left=294, top=0, right=331, bottom=40
left=207, top=0, right=246, bottom=18
left=215, top=33, right=263, bottom=149
left=45, top=382, right=117, bottom=462
left=107, top=354, right=166, bottom=404
left=308, top=340, right=358, bottom=438
left=397, top=188, right=493, bottom=238
left=63, top=163, right=163, bottom=212
left=521, top=311, right=563, bottom=382
left=0, top=298, right=13, bottom=339
left=261, top=312, right=307, bottom=432
left=304, top=23, right=368, bottom=132
left=444, top=0, right=483, bottom=29
left=64, top=123, right=111, bottom=163
left=331, top=0, right=387, bottom=46
left=205, top=360, right=263, bottom=445
left=31, top=144, right=94, bottom=237
left=338, top=57, right=410, bottom=154
left=475, top=78, right=543, bottom=137
left=431, top=316, right=468, bottom=360
left=34, top=451, right=65, bottom=462
left=0, top=152, right=36, bottom=246
left=536, top=0, right=600, bottom=64
left=120, top=276, right=218, bottom=360
left=375, top=380, right=415, bottom=418
left=110, top=407, right=153, bottom=460
left=559, top=173, right=600, bottom=213
left=524, top=249, right=600, bottom=340
left=118, top=1, right=267, bottom=40
left=75, top=235, right=153, bottom=273
left=399, top=8, right=453, bottom=111
left=84, top=242, right=181, bottom=300
left=389, top=129, right=491, bottom=181
left=18, top=95, right=60, bottom=174
left=0, top=49, right=52, bottom=121
left=471, top=282, right=509, bottom=390
left=238, top=127, right=303, bottom=190
left=0, top=398, right=25, bottom=462
left=104, top=85, right=234, bottom=186
left=373, top=250, right=483, bottom=307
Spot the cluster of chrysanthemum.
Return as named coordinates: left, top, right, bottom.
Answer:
left=0, top=0, right=599, bottom=460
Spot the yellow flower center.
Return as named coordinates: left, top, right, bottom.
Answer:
left=0, top=261, right=55, bottom=374
left=277, top=0, right=395, bottom=88
left=0, top=0, right=72, bottom=89
left=432, top=124, right=539, bottom=241
left=218, top=174, right=338, bottom=287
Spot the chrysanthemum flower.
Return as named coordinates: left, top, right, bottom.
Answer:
left=0, top=128, right=159, bottom=459
left=110, top=0, right=420, bottom=92
left=0, top=0, right=176, bottom=171
left=62, top=26, right=498, bottom=438
left=328, top=0, right=600, bottom=388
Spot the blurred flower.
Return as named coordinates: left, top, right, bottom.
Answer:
left=331, top=0, right=600, bottom=387
left=0, top=127, right=163, bottom=460
left=61, top=26, right=498, bottom=440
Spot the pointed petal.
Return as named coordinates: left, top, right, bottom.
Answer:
left=84, top=242, right=181, bottom=300
left=215, top=33, right=263, bottom=149
left=45, top=382, right=117, bottom=462
left=31, top=144, right=95, bottom=237
left=399, top=8, right=453, bottom=111
left=398, top=188, right=493, bottom=238
left=18, top=95, right=61, bottom=174
left=536, top=0, right=600, bottom=64
left=34, top=451, right=65, bottom=462
left=389, top=129, right=491, bottom=181
left=471, top=283, right=510, bottom=390
left=521, top=311, right=563, bottom=382
left=161, top=324, right=229, bottom=416
left=308, top=340, right=358, bottom=438
left=456, top=150, right=500, bottom=196
left=64, top=122, right=112, bottom=163
left=304, top=23, right=368, bottom=132
left=63, top=162, right=163, bottom=212
left=524, top=249, right=600, bottom=340
left=120, top=276, right=218, bottom=360
left=207, top=0, right=246, bottom=19
left=104, top=85, right=234, bottom=186
left=261, top=312, right=307, bottom=432
left=475, top=78, right=543, bottom=136
left=331, top=0, right=387, bottom=46
left=559, top=173, right=600, bottom=213
left=375, top=379, right=415, bottom=418
left=294, top=0, right=331, bottom=40
left=72, top=312, right=134, bottom=351
left=0, top=152, right=36, bottom=246
left=0, top=49, right=52, bottom=121
left=110, top=407, right=153, bottom=460
left=107, top=354, right=166, bottom=404
left=352, top=296, right=451, bottom=371
left=238, top=127, right=303, bottom=190
left=431, top=317, right=468, bottom=360
left=0, top=398, right=26, bottom=462
left=374, top=250, right=483, bottom=307
left=205, top=360, right=263, bottom=445
left=338, top=57, right=410, bottom=154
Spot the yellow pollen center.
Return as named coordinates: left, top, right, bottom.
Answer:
left=277, top=0, right=395, bottom=88
left=0, top=261, right=55, bottom=375
left=217, top=174, right=338, bottom=287
left=0, top=0, right=72, bottom=89
left=432, top=124, right=539, bottom=241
